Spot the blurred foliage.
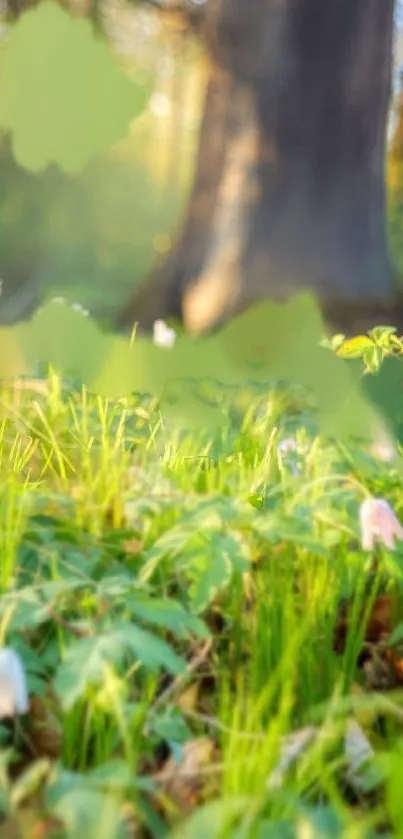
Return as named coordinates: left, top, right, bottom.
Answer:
left=0, top=0, right=205, bottom=324
left=0, top=2, right=149, bottom=174
left=0, top=294, right=383, bottom=446
left=388, top=87, right=403, bottom=278
left=1, top=0, right=403, bottom=327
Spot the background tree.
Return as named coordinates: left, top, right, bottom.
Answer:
left=389, top=69, right=403, bottom=276
left=118, top=0, right=402, bottom=336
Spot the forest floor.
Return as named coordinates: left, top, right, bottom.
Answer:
left=1, top=336, right=403, bottom=839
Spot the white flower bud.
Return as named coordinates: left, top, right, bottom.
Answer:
left=0, top=647, right=29, bottom=718
left=153, top=319, right=176, bottom=349
left=359, top=498, right=403, bottom=551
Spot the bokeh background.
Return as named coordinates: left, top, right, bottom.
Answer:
left=0, top=0, right=206, bottom=326
left=0, top=0, right=403, bottom=328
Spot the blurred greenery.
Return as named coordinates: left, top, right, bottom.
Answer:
left=0, top=0, right=403, bottom=330
left=388, top=88, right=403, bottom=280
left=0, top=2, right=148, bottom=174
left=0, top=0, right=204, bottom=325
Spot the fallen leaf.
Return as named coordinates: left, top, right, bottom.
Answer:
left=177, top=683, right=200, bottom=714
left=120, top=802, right=140, bottom=839
left=122, top=538, right=143, bottom=556
left=361, top=641, right=403, bottom=691
left=366, top=596, right=394, bottom=642
left=334, top=595, right=394, bottom=656
left=156, top=737, right=218, bottom=816
left=27, top=695, right=63, bottom=760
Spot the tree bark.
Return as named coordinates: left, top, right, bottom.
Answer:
left=118, top=0, right=402, bottom=336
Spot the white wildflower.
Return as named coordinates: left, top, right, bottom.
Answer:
left=71, top=302, right=90, bottom=317
left=277, top=437, right=300, bottom=476
left=370, top=438, right=397, bottom=463
left=369, top=423, right=397, bottom=463
left=50, top=296, right=66, bottom=305
left=277, top=438, right=298, bottom=455
left=153, top=319, right=176, bottom=349
left=359, top=498, right=403, bottom=551
left=0, top=647, right=29, bottom=718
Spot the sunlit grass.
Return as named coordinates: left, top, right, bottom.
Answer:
left=0, top=367, right=402, bottom=837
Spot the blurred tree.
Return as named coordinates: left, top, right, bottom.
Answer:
left=119, top=0, right=402, bottom=335
left=389, top=70, right=403, bottom=276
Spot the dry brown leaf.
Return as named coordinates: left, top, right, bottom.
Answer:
left=1, top=816, right=23, bottom=839
left=30, top=816, right=64, bottom=839
left=156, top=737, right=218, bottom=816
left=122, top=539, right=143, bottom=556
left=120, top=802, right=141, bottom=839
left=1, top=812, right=62, bottom=839
left=334, top=594, right=403, bottom=691
left=385, top=647, right=403, bottom=685
left=365, top=595, right=394, bottom=642
left=27, top=695, right=63, bottom=760
left=177, top=683, right=200, bottom=714
left=361, top=641, right=403, bottom=691
left=334, top=595, right=395, bottom=656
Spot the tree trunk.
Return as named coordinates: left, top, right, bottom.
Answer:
left=118, top=0, right=401, bottom=336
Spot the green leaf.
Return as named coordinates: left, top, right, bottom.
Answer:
left=329, top=334, right=346, bottom=351
left=153, top=707, right=193, bottom=744
left=362, top=345, right=383, bottom=375
left=95, top=574, right=139, bottom=600
left=388, top=621, right=403, bottom=647
left=253, top=515, right=328, bottom=556
left=10, top=759, right=51, bottom=809
left=120, top=624, right=185, bottom=676
left=50, top=788, right=125, bottom=839
left=185, top=495, right=256, bottom=529
left=0, top=580, right=88, bottom=632
left=336, top=336, right=375, bottom=359
left=86, top=761, right=133, bottom=791
left=143, top=525, right=196, bottom=563
left=256, top=824, right=295, bottom=839
left=368, top=326, right=397, bottom=346
left=320, top=334, right=345, bottom=352
left=0, top=589, right=49, bottom=631
left=55, top=626, right=184, bottom=709
left=211, top=531, right=251, bottom=574
left=188, top=549, right=232, bottom=613
left=166, top=798, right=249, bottom=839
left=185, top=531, right=251, bottom=612
left=300, top=806, right=343, bottom=838
left=54, top=634, right=125, bottom=709
left=126, top=596, right=210, bottom=640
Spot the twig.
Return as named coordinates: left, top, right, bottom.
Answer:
left=181, top=709, right=265, bottom=740
left=147, top=638, right=213, bottom=720
left=47, top=606, right=92, bottom=638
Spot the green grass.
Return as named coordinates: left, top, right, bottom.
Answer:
left=1, top=353, right=403, bottom=839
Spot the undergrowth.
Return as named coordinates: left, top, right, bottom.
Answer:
left=1, top=327, right=403, bottom=838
